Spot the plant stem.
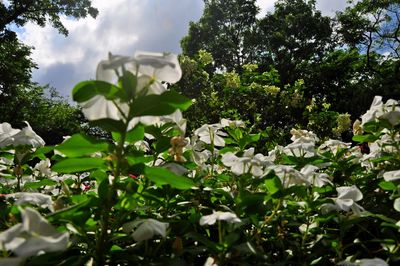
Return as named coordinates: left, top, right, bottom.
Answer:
left=95, top=127, right=127, bottom=265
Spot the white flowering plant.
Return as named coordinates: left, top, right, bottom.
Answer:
left=0, top=53, right=399, bottom=265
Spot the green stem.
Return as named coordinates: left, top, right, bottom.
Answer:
left=218, top=220, right=223, bottom=245
left=95, top=126, right=127, bottom=265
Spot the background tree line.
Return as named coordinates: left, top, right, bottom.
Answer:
left=176, top=0, right=400, bottom=148
left=0, top=0, right=97, bottom=144
left=1, top=0, right=399, bottom=149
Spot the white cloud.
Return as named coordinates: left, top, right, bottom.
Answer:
left=17, top=0, right=349, bottom=98
left=18, top=0, right=204, bottom=97
left=256, top=0, right=276, bottom=17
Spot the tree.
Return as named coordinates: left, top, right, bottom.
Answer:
left=256, top=0, right=333, bottom=86
left=0, top=0, right=98, bottom=35
left=337, top=0, right=400, bottom=59
left=4, top=85, right=84, bottom=145
left=0, top=0, right=98, bottom=141
left=181, top=0, right=259, bottom=72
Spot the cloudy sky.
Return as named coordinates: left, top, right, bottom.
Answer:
left=15, top=0, right=349, bottom=98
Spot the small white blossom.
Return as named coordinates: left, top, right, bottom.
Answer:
left=221, top=148, right=271, bottom=177
left=322, top=186, right=364, bottom=215
left=318, top=139, right=351, bottom=155
left=194, top=124, right=227, bottom=147
left=199, top=211, right=241, bottom=226
left=34, top=159, right=53, bottom=177
left=361, top=96, right=400, bottom=126
left=123, top=218, right=169, bottom=242
left=300, top=165, right=332, bottom=187
left=0, top=208, right=69, bottom=258
left=220, top=118, right=245, bottom=128
left=269, top=165, right=310, bottom=188
left=0, top=122, right=20, bottom=148
left=0, top=122, right=44, bottom=148
left=383, top=170, right=400, bottom=182
left=6, top=193, right=54, bottom=212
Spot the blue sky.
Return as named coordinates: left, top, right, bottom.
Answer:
left=15, top=0, right=349, bottom=98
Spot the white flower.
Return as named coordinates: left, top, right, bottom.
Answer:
left=204, top=257, right=218, bottom=266
left=318, top=139, right=351, bottom=155
left=269, top=165, right=310, bottom=188
left=361, top=96, right=400, bottom=126
left=194, top=124, right=227, bottom=147
left=134, top=140, right=150, bottom=152
left=11, top=122, right=45, bottom=148
left=134, top=51, right=182, bottom=83
left=0, top=122, right=44, bottom=148
left=80, top=95, right=129, bottom=122
left=159, top=109, right=187, bottom=135
left=96, top=53, right=135, bottom=83
left=123, top=218, right=169, bottom=242
left=6, top=193, right=54, bottom=212
left=266, top=145, right=284, bottom=162
left=0, top=122, right=20, bottom=148
left=79, top=51, right=182, bottom=130
left=339, top=257, right=388, bottom=266
left=361, top=96, right=384, bottom=125
left=283, top=129, right=318, bottom=158
left=290, top=129, right=319, bottom=143
left=0, top=208, right=69, bottom=258
left=322, top=186, right=364, bottom=215
left=34, top=159, right=52, bottom=177
left=221, top=148, right=271, bottom=177
left=300, top=165, right=332, bottom=187
left=283, top=139, right=316, bottom=157
left=199, top=211, right=241, bottom=226
left=220, top=118, right=245, bottom=128
left=383, top=170, right=400, bottom=182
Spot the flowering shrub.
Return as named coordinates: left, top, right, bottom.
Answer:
left=0, top=52, right=399, bottom=265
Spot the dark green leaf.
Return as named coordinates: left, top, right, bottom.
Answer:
left=89, top=119, right=126, bottom=133
left=52, top=158, right=105, bottom=173
left=72, top=80, right=121, bottom=102
left=24, top=179, right=58, bottom=189
left=55, top=133, right=110, bottom=157
left=131, top=91, right=192, bottom=117
left=144, top=166, right=195, bottom=190
left=352, top=134, right=378, bottom=143
left=119, top=71, right=137, bottom=99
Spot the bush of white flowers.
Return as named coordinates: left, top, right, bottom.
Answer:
left=0, top=51, right=399, bottom=265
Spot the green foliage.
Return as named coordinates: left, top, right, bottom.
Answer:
left=181, top=0, right=259, bottom=72
left=0, top=0, right=98, bottom=35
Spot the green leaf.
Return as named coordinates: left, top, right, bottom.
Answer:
left=55, top=133, right=110, bottom=157
left=126, top=153, right=153, bottom=166
left=144, top=166, right=195, bottom=190
left=265, top=176, right=283, bottom=196
left=72, top=80, right=121, bottom=102
left=24, top=179, right=58, bottom=189
left=113, top=124, right=145, bottom=143
left=131, top=91, right=192, bottom=117
left=97, top=177, right=110, bottom=202
left=47, top=197, right=98, bottom=225
left=362, top=121, right=385, bottom=133
left=52, top=158, right=105, bottom=173
left=89, top=119, right=126, bottom=133
left=31, top=146, right=55, bottom=160
left=378, top=181, right=396, bottom=191
left=352, top=134, right=378, bottom=143
left=119, top=71, right=137, bottom=99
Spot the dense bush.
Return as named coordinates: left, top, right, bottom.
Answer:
left=0, top=52, right=399, bottom=266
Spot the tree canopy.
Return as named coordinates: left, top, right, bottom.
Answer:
left=0, top=0, right=98, bottom=142
left=178, top=0, right=400, bottom=146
